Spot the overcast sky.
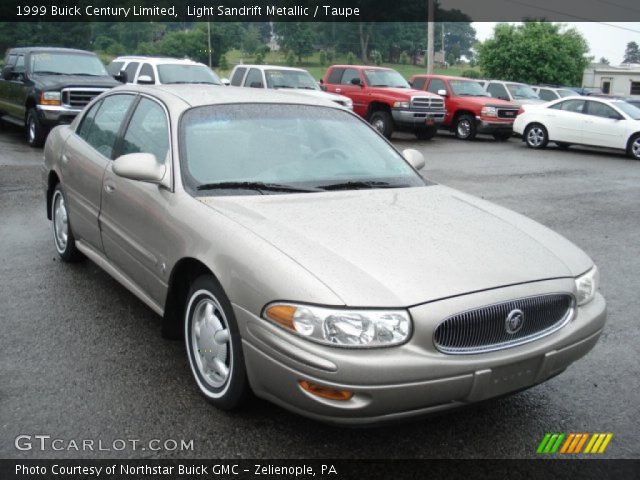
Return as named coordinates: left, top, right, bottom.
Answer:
left=472, top=22, right=640, bottom=64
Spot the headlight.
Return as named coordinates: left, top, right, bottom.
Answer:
left=263, top=303, right=412, bottom=347
left=481, top=106, right=497, bottom=117
left=575, top=266, right=599, bottom=306
left=393, top=101, right=410, bottom=109
left=40, top=91, right=61, bottom=106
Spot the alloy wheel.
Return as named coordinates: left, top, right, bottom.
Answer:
left=52, top=191, right=69, bottom=254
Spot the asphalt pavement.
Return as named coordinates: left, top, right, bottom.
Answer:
left=1, top=125, right=638, bottom=459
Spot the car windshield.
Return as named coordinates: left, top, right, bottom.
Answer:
left=558, top=89, right=578, bottom=97
left=450, top=80, right=490, bottom=96
left=30, top=52, right=108, bottom=76
left=180, top=104, right=425, bottom=195
left=506, top=83, right=539, bottom=99
left=265, top=69, right=319, bottom=90
left=612, top=100, right=640, bottom=120
left=158, top=64, right=221, bottom=85
left=364, top=69, right=410, bottom=88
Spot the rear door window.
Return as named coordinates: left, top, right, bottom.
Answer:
left=244, top=68, right=263, bottom=88
left=121, top=98, right=169, bottom=162
left=80, top=94, right=136, bottom=158
left=124, top=62, right=140, bottom=82
left=137, top=63, right=155, bottom=83
left=327, top=68, right=344, bottom=84
left=230, top=67, right=246, bottom=86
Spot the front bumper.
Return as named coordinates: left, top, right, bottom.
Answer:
left=475, top=116, right=515, bottom=134
left=237, top=278, right=606, bottom=425
left=392, top=108, right=445, bottom=129
left=36, top=105, right=82, bottom=127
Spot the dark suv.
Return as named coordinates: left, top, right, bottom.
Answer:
left=0, top=47, right=119, bottom=147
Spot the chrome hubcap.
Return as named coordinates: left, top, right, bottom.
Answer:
left=372, top=118, right=385, bottom=133
left=28, top=118, right=36, bottom=142
left=527, top=127, right=545, bottom=147
left=632, top=139, right=640, bottom=159
left=52, top=192, right=68, bottom=253
left=191, top=296, right=231, bottom=389
left=457, top=119, right=471, bottom=138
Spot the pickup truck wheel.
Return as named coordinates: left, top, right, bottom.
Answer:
left=369, top=110, right=394, bottom=139
left=524, top=123, right=549, bottom=149
left=493, top=132, right=512, bottom=141
left=415, top=126, right=437, bottom=140
left=51, top=185, right=83, bottom=262
left=185, top=274, right=249, bottom=410
left=26, top=108, right=46, bottom=148
left=627, top=133, right=640, bottom=160
left=454, top=114, right=477, bottom=140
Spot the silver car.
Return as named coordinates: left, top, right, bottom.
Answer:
left=43, top=85, right=606, bottom=425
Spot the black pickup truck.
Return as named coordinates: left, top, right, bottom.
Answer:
left=0, top=47, right=119, bottom=147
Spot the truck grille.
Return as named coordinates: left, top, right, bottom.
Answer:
left=61, top=88, right=109, bottom=108
left=433, top=294, right=574, bottom=354
left=497, top=108, right=519, bottom=119
left=411, top=96, right=445, bottom=111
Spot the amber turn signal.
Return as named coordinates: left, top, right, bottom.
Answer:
left=299, top=380, right=354, bottom=401
left=264, top=304, right=297, bottom=330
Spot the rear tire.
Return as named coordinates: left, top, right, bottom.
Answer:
left=454, top=114, right=477, bottom=140
left=627, top=133, right=640, bottom=160
left=26, top=108, right=47, bottom=148
left=524, top=123, right=549, bottom=149
left=185, top=274, right=249, bottom=410
left=51, top=184, right=83, bottom=263
left=369, top=110, right=394, bottom=139
left=415, top=126, right=437, bottom=140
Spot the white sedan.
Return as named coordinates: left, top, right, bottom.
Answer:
left=513, top=96, right=640, bottom=160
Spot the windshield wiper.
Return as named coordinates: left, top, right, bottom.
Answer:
left=69, top=73, right=103, bottom=76
left=196, top=181, right=316, bottom=194
left=33, top=71, right=64, bottom=75
left=318, top=180, right=405, bottom=191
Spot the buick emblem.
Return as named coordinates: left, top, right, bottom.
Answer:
left=505, top=309, right=524, bottom=334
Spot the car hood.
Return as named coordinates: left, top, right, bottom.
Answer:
left=34, top=74, right=119, bottom=90
left=282, top=88, right=351, bottom=104
left=452, top=96, right=518, bottom=108
left=368, top=87, right=439, bottom=100
left=199, top=186, right=592, bottom=307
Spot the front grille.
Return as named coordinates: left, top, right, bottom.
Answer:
left=433, top=294, right=574, bottom=354
left=411, top=96, right=445, bottom=111
left=61, top=88, right=109, bottom=108
left=497, top=108, right=519, bottom=119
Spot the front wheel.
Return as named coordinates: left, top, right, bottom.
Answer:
left=51, top=185, right=83, bottom=262
left=454, top=114, right=477, bottom=140
left=26, top=108, right=47, bottom=148
left=524, top=123, right=549, bottom=149
left=627, top=134, right=640, bottom=160
left=185, top=274, right=249, bottom=410
left=369, top=110, right=394, bottom=139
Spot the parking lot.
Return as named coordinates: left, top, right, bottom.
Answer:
left=0, top=125, right=638, bottom=459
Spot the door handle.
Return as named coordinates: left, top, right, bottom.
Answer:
left=335, top=88, right=342, bottom=93
left=104, top=183, right=116, bottom=193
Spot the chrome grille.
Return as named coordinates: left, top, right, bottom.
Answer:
left=61, top=88, right=109, bottom=108
left=497, top=108, right=519, bottom=119
left=411, top=96, right=445, bottom=111
left=433, top=294, right=574, bottom=354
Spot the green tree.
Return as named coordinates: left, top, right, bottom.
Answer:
left=623, top=41, right=640, bottom=63
left=477, top=22, right=589, bottom=86
left=599, top=57, right=610, bottom=65
left=242, top=25, right=262, bottom=56
left=275, top=23, right=316, bottom=63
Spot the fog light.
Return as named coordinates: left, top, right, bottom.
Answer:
left=299, top=380, right=354, bottom=401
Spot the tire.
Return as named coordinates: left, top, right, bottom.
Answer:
left=524, top=123, right=549, bottom=149
left=26, top=108, right=47, bottom=148
left=51, top=184, right=83, bottom=263
left=454, top=114, right=477, bottom=140
left=627, top=133, right=640, bottom=160
left=556, top=142, right=571, bottom=150
left=493, top=132, right=512, bottom=141
left=184, top=274, right=249, bottom=410
left=369, top=110, right=394, bottom=139
left=415, top=126, right=437, bottom=141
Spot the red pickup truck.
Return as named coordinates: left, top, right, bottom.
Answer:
left=409, top=74, right=520, bottom=141
left=322, top=65, right=445, bottom=140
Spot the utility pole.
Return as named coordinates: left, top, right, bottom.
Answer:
left=442, top=23, right=446, bottom=68
left=427, top=0, right=434, bottom=73
left=207, top=20, right=212, bottom=68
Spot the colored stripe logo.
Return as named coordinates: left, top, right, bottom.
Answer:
left=537, top=433, right=613, bottom=454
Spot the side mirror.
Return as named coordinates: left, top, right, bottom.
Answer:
left=114, top=70, right=128, bottom=84
left=136, top=75, right=154, bottom=85
left=113, top=153, right=165, bottom=183
left=437, top=89, right=448, bottom=97
left=350, top=78, right=362, bottom=86
left=319, top=78, right=324, bottom=84
left=2, top=66, right=14, bottom=81
left=220, top=78, right=230, bottom=86
left=249, top=81, right=263, bottom=88
left=403, top=149, right=425, bottom=171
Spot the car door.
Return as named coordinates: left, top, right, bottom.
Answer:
left=544, top=99, right=586, bottom=144
left=338, top=68, right=367, bottom=116
left=582, top=100, right=627, bottom=149
left=0, top=54, right=28, bottom=120
left=99, top=96, right=172, bottom=305
left=62, top=94, right=137, bottom=251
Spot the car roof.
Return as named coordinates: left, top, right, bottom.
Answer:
left=109, top=84, right=342, bottom=109
left=329, top=65, right=392, bottom=71
left=411, top=74, right=479, bottom=81
left=7, top=47, right=96, bottom=55
left=111, top=56, right=203, bottom=66
left=232, top=64, right=308, bottom=72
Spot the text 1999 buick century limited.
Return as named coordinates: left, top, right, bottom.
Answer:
left=43, top=85, right=606, bottom=425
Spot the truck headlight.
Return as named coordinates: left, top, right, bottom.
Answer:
left=481, top=106, right=497, bottom=117
left=575, top=266, right=599, bottom=306
left=40, top=91, right=61, bottom=106
left=263, top=303, right=412, bottom=347
left=393, top=101, right=410, bottom=109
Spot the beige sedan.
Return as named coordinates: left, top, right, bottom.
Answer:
left=43, top=85, right=606, bottom=425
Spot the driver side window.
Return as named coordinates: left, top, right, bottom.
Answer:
left=78, top=94, right=136, bottom=158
